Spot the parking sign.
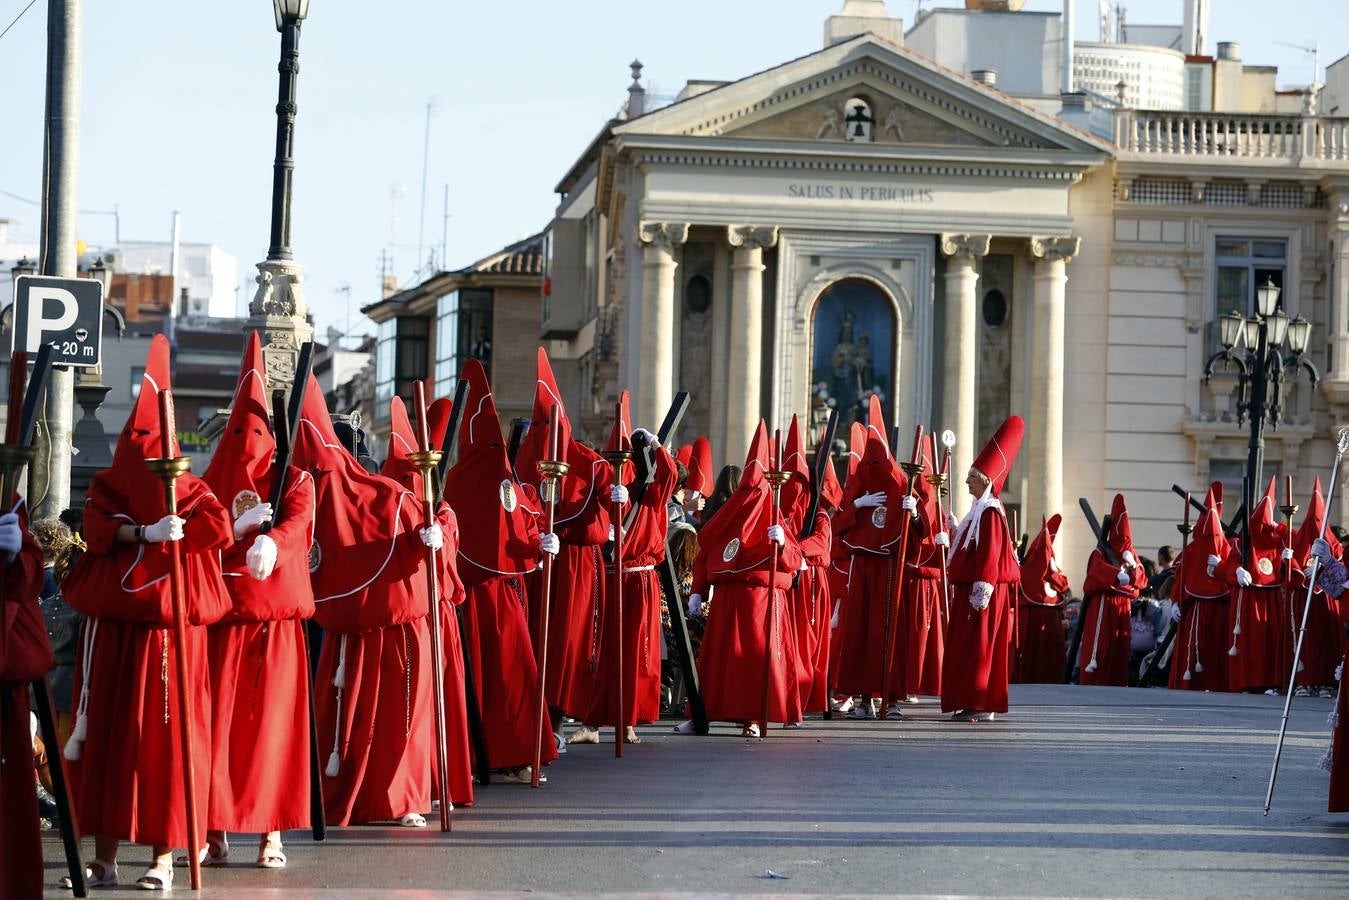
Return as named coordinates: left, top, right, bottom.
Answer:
left=11, top=274, right=104, bottom=367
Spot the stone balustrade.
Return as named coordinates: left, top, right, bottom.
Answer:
left=1115, top=110, right=1349, bottom=164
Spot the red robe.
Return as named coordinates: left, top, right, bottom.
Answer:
left=1168, top=562, right=1232, bottom=693
left=583, top=447, right=677, bottom=727
left=941, top=500, right=1019, bottom=714
left=0, top=507, right=50, bottom=900
left=1077, top=549, right=1146, bottom=686
left=1221, top=486, right=1292, bottom=692
left=792, top=510, right=833, bottom=713
left=203, top=470, right=315, bottom=833
left=901, top=462, right=946, bottom=697
left=429, top=503, right=473, bottom=807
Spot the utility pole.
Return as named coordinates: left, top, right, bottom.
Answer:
left=416, top=99, right=437, bottom=278
left=32, top=0, right=82, bottom=518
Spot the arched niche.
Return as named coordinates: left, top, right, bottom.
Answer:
left=806, top=276, right=900, bottom=435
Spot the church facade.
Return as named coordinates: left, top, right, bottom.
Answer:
left=540, top=20, right=1349, bottom=573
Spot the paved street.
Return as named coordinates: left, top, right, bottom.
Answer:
left=42, top=685, right=1349, bottom=898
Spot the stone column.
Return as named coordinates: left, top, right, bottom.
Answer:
left=725, top=226, right=778, bottom=468
left=1028, top=236, right=1080, bottom=528
left=248, top=259, right=315, bottom=392
left=939, top=233, right=990, bottom=513
left=635, top=222, right=689, bottom=429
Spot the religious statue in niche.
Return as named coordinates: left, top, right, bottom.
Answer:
left=811, top=279, right=894, bottom=433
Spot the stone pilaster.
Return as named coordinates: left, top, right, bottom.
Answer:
left=635, top=222, right=689, bottom=429
left=725, top=225, right=778, bottom=468
left=939, top=233, right=991, bottom=513
left=248, top=258, right=315, bottom=393
left=1028, top=235, right=1080, bottom=528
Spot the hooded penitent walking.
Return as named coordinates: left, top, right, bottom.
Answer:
left=1077, top=494, right=1147, bottom=686
left=1012, top=515, right=1069, bottom=684
left=1168, top=485, right=1232, bottom=693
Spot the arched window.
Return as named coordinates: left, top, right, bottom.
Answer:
left=810, top=279, right=895, bottom=432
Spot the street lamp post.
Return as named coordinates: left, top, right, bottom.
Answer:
left=1204, top=279, right=1318, bottom=555
left=248, top=0, right=314, bottom=392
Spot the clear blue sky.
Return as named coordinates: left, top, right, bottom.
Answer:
left=0, top=1, right=1342, bottom=338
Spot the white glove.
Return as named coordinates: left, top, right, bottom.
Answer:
left=830, top=601, right=840, bottom=630
left=246, top=534, right=278, bottom=581
left=1116, top=568, right=1131, bottom=586
left=632, top=427, right=658, bottom=448
left=0, top=512, right=21, bottom=557
left=687, top=593, right=703, bottom=617
left=934, top=532, right=949, bottom=548
left=610, top=484, right=629, bottom=505
left=1122, top=550, right=1136, bottom=568
left=1235, top=566, right=1252, bottom=588
left=1170, top=602, right=1183, bottom=623
left=799, top=558, right=809, bottom=572
left=1311, top=538, right=1334, bottom=563
left=767, top=524, right=785, bottom=546
left=687, top=490, right=702, bottom=503
left=900, top=495, right=917, bottom=513
left=144, top=515, right=185, bottom=543
left=419, top=525, right=444, bottom=551
left=853, top=491, right=886, bottom=509
left=232, top=502, right=273, bottom=540
left=1206, top=554, right=1221, bottom=569
left=969, top=581, right=993, bottom=611
left=1281, top=547, right=1294, bottom=561
left=945, top=512, right=958, bottom=532
left=539, top=532, right=560, bottom=556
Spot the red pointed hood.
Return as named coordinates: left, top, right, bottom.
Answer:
left=1204, top=482, right=1223, bottom=519
left=1108, top=493, right=1135, bottom=559
left=380, top=395, right=421, bottom=494
left=441, top=358, right=541, bottom=583
left=604, top=390, right=634, bottom=484
left=699, top=421, right=777, bottom=576
left=93, top=333, right=217, bottom=524
left=818, top=430, right=844, bottom=512
left=676, top=443, right=693, bottom=473
left=1294, top=476, right=1340, bottom=567
left=1181, top=491, right=1231, bottom=598
left=428, top=397, right=452, bottom=453
left=972, top=415, right=1023, bottom=496
left=838, top=396, right=906, bottom=552
left=202, top=331, right=275, bottom=517
left=1021, top=514, right=1070, bottom=603
left=1246, top=475, right=1284, bottom=553
left=290, top=372, right=417, bottom=605
left=780, top=415, right=812, bottom=531
left=846, top=422, right=864, bottom=481
left=514, top=348, right=610, bottom=532
left=688, top=437, right=713, bottom=496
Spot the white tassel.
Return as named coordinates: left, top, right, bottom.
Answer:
left=1318, top=749, right=1334, bottom=773
left=1194, top=660, right=1204, bottom=673
left=1183, top=668, right=1192, bottom=681
left=1329, top=708, right=1340, bottom=729
left=1085, top=596, right=1103, bottom=674
left=63, top=713, right=87, bottom=761
left=64, top=619, right=98, bottom=761
left=325, top=635, right=348, bottom=779
left=1228, top=644, right=1239, bottom=658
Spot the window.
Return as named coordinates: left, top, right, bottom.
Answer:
left=373, top=316, right=429, bottom=418
left=583, top=210, right=600, bottom=322
left=1213, top=238, right=1287, bottom=351
left=130, top=366, right=145, bottom=401
left=433, top=288, right=493, bottom=397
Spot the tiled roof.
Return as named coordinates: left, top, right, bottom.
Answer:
left=461, top=232, right=544, bottom=277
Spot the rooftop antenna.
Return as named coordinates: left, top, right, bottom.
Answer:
left=337, top=282, right=352, bottom=337
left=1275, top=40, right=1322, bottom=86
left=416, top=98, right=440, bottom=281
left=440, top=184, right=451, bottom=274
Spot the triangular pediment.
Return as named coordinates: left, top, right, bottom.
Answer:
left=617, top=34, right=1108, bottom=156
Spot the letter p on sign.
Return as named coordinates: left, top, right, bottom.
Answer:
left=11, top=275, right=104, bottom=368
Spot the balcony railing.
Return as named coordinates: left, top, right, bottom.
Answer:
left=1115, top=110, right=1349, bottom=164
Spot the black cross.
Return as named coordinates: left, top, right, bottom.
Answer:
left=846, top=103, right=873, bottom=138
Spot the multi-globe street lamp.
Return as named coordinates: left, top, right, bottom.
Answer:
left=1204, top=278, right=1317, bottom=529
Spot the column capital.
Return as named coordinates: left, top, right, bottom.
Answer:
left=1029, top=236, right=1081, bottom=264
left=638, top=221, right=690, bottom=250
left=939, top=233, right=991, bottom=259
left=726, top=225, right=779, bottom=252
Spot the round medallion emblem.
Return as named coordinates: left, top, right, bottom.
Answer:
left=722, top=538, right=740, bottom=563
left=871, top=506, right=888, bottom=529
left=307, top=541, right=322, bottom=574
left=232, top=489, right=262, bottom=519
left=1256, top=557, right=1274, bottom=577
left=499, top=479, right=518, bottom=512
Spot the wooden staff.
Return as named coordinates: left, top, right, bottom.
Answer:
left=601, top=404, right=633, bottom=758
left=927, top=432, right=953, bottom=623
left=409, top=381, right=452, bottom=830
left=532, top=405, right=568, bottom=787
left=881, top=426, right=925, bottom=716
left=763, top=429, right=791, bottom=738
left=145, top=389, right=202, bottom=891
